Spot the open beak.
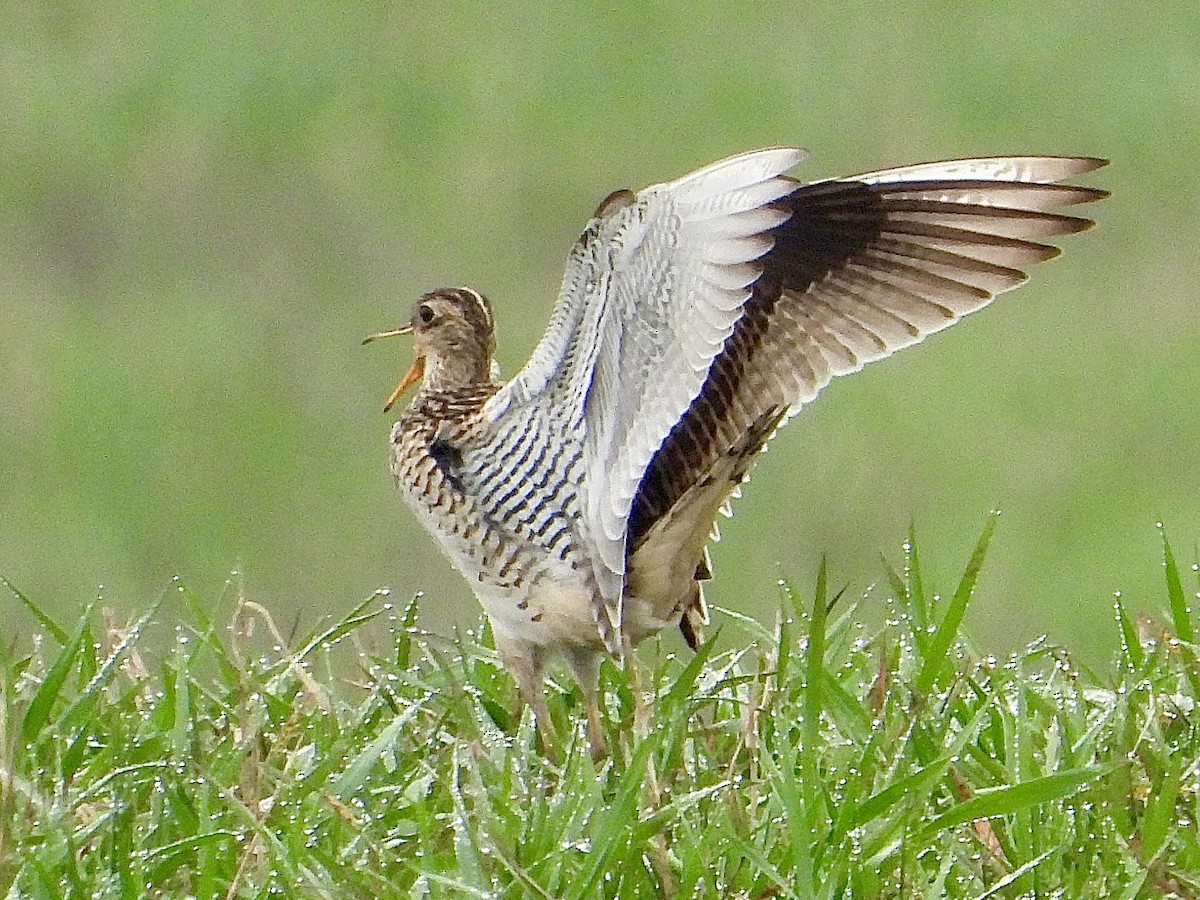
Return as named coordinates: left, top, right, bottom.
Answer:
left=363, top=323, right=423, bottom=412
left=382, top=356, right=424, bottom=412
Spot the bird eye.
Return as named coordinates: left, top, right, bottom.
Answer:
left=417, top=304, right=435, bottom=325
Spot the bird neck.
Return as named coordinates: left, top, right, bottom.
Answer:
left=420, top=350, right=495, bottom=394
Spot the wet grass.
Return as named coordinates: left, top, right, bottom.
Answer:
left=2, top=520, right=1198, bottom=897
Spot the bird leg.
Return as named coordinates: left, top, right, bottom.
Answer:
left=565, top=648, right=608, bottom=761
left=497, top=638, right=612, bottom=763
left=624, top=634, right=654, bottom=742
left=495, top=636, right=560, bottom=762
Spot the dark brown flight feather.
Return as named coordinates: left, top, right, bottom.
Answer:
left=628, top=164, right=1109, bottom=555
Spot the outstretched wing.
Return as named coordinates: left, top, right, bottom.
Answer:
left=480, top=148, right=807, bottom=649
left=628, top=156, right=1109, bottom=550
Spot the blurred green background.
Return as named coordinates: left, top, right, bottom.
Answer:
left=2, top=1, right=1196, bottom=662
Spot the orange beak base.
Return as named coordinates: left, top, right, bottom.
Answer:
left=383, top=356, right=425, bottom=412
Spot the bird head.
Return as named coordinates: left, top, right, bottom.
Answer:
left=364, top=287, right=496, bottom=411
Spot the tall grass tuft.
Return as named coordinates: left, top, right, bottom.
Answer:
left=2, top=524, right=1198, bottom=897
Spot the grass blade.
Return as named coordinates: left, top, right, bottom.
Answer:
left=293, top=593, right=386, bottom=663
left=2, top=575, right=69, bottom=645
left=329, top=702, right=424, bottom=800
left=20, top=603, right=92, bottom=744
left=804, top=558, right=829, bottom=763
left=922, top=767, right=1101, bottom=838
left=1139, top=753, right=1183, bottom=862
left=1161, top=529, right=1195, bottom=644
left=1161, top=528, right=1200, bottom=696
left=568, top=731, right=660, bottom=899
left=914, top=511, right=998, bottom=696
left=1114, top=596, right=1144, bottom=672
left=60, top=590, right=166, bottom=732
left=906, top=526, right=929, bottom=640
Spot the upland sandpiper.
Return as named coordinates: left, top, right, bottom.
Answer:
left=366, top=147, right=1107, bottom=753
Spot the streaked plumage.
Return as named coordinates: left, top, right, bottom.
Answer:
left=368, top=147, right=1107, bottom=751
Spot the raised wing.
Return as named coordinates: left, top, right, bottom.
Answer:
left=628, top=156, right=1109, bottom=549
left=481, top=148, right=807, bottom=650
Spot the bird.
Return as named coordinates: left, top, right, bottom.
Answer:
left=365, top=146, right=1107, bottom=754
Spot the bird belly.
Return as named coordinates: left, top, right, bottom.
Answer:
left=475, top=572, right=601, bottom=651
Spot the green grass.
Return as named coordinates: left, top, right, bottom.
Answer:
left=3, top=526, right=1198, bottom=897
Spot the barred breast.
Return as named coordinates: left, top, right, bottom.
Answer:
left=389, top=386, right=602, bottom=650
